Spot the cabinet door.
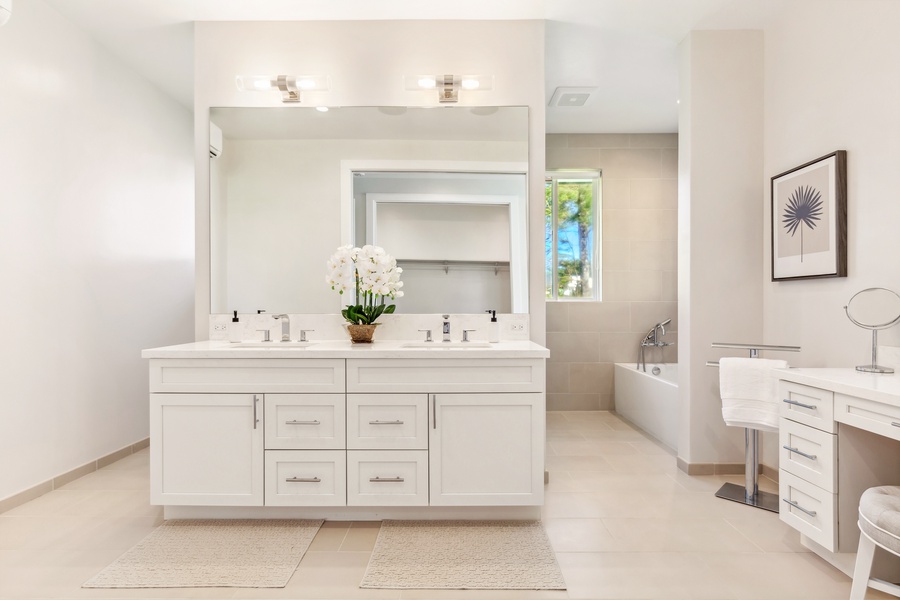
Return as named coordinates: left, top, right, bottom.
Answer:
left=150, top=393, right=263, bottom=506
left=429, top=393, right=544, bottom=506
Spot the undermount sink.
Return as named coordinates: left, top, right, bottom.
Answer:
left=229, top=341, right=315, bottom=348
left=402, top=341, right=492, bottom=349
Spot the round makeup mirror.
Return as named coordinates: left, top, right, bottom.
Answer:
left=844, top=287, right=900, bottom=373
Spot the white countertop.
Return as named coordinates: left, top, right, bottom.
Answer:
left=142, top=339, right=550, bottom=360
left=778, top=367, right=900, bottom=406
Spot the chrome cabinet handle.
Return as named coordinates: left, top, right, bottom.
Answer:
left=285, top=419, right=320, bottom=425
left=783, top=398, right=817, bottom=411
left=253, top=395, right=260, bottom=429
left=782, top=498, right=817, bottom=517
left=432, top=394, right=437, bottom=429
left=892, top=422, right=900, bottom=428
left=782, top=445, right=818, bottom=461
left=286, top=477, right=321, bottom=483
left=369, top=420, right=403, bottom=425
left=369, top=476, right=405, bottom=483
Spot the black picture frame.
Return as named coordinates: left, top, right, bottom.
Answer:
left=771, top=150, right=847, bottom=281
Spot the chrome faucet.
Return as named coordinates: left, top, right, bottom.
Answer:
left=637, top=319, right=673, bottom=372
left=272, top=314, right=290, bottom=342
left=442, top=314, right=451, bottom=342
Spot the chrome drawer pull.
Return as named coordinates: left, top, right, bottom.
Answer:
left=369, top=420, right=404, bottom=425
left=370, top=476, right=405, bottom=483
left=892, top=422, right=900, bottom=428
left=286, top=477, right=321, bottom=483
left=783, top=398, right=817, bottom=411
left=782, top=498, right=817, bottom=517
left=782, top=445, right=818, bottom=461
left=285, top=419, right=320, bottom=425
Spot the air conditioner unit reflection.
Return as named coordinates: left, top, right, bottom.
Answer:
left=209, top=122, right=223, bottom=158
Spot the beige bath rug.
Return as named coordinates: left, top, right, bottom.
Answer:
left=360, top=520, right=566, bottom=590
left=83, top=519, right=323, bottom=588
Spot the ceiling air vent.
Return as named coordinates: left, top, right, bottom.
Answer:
left=548, top=87, right=596, bottom=107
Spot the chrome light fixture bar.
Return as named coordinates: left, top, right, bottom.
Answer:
left=235, top=75, right=329, bottom=103
left=405, top=74, right=493, bottom=103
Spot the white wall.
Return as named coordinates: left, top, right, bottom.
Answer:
left=763, top=1, right=900, bottom=365
left=678, top=31, right=765, bottom=466
left=0, top=0, right=194, bottom=500
left=193, top=20, right=546, bottom=343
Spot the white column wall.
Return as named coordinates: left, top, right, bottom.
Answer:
left=193, top=20, right=546, bottom=344
left=677, top=31, right=765, bottom=466
left=0, top=0, right=194, bottom=499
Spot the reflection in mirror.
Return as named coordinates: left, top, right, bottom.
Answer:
left=844, top=287, right=900, bottom=373
left=352, top=171, right=528, bottom=313
left=208, top=106, right=528, bottom=315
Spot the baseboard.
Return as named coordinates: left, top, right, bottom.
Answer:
left=0, top=438, right=150, bottom=515
left=677, top=458, right=778, bottom=481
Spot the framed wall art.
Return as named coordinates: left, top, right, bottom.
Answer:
left=771, top=150, right=847, bottom=281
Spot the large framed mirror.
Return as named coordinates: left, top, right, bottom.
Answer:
left=209, top=106, right=529, bottom=315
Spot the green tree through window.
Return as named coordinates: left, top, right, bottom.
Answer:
left=545, top=173, right=600, bottom=300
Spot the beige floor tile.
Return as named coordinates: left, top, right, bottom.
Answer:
left=542, top=491, right=656, bottom=519
left=556, top=551, right=736, bottom=599
left=341, top=521, right=381, bottom=551
left=548, top=440, right=604, bottom=457
left=399, top=589, right=569, bottom=599
left=603, top=452, right=677, bottom=473
left=601, top=516, right=764, bottom=552
left=308, top=521, right=350, bottom=551
left=545, top=454, right=615, bottom=473
left=543, top=518, right=619, bottom=552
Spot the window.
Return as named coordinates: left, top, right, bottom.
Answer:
left=545, top=172, right=600, bottom=300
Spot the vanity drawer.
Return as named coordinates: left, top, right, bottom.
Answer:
left=150, top=359, right=345, bottom=393
left=779, top=418, right=837, bottom=492
left=264, top=394, right=345, bottom=450
left=347, top=450, right=428, bottom=506
left=347, top=359, right=545, bottom=393
left=779, top=470, right=836, bottom=551
left=835, top=393, right=900, bottom=442
left=779, top=381, right=835, bottom=433
left=347, top=394, right=428, bottom=450
left=264, top=450, right=346, bottom=507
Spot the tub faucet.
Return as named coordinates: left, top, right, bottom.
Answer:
left=442, top=314, right=451, bottom=342
left=638, top=319, right=673, bottom=371
left=272, top=314, right=290, bottom=342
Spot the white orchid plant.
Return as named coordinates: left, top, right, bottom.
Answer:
left=326, top=244, right=404, bottom=325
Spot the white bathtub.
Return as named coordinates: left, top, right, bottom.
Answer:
left=614, top=362, right=679, bottom=452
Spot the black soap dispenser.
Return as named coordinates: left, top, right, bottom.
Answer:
left=228, top=310, right=241, bottom=343
left=486, top=309, right=499, bottom=343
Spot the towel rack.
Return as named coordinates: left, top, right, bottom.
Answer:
left=709, top=341, right=800, bottom=514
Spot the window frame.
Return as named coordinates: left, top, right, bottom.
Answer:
left=545, top=170, right=602, bottom=302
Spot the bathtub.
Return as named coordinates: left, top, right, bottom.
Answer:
left=614, top=362, right=679, bottom=452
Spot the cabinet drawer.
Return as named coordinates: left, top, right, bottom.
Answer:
left=150, top=359, right=345, bottom=393
left=347, top=394, right=428, bottom=450
left=347, top=451, right=428, bottom=506
left=347, top=359, right=545, bottom=393
left=779, top=418, right=837, bottom=492
left=779, top=381, right=834, bottom=433
left=835, top=393, right=900, bottom=442
left=264, top=450, right=346, bottom=507
left=779, top=470, right=836, bottom=551
left=265, top=394, right=345, bottom=450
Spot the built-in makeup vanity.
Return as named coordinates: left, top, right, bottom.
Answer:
left=777, top=368, right=900, bottom=577
left=142, top=340, right=548, bottom=519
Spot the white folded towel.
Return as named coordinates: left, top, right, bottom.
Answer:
left=719, top=357, right=789, bottom=433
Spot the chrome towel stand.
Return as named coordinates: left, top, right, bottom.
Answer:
left=707, top=342, right=801, bottom=513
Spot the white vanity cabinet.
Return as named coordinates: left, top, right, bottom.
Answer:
left=777, top=370, right=900, bottom=578
left=347, top=358, right=546, bottom=506
left=148, top=358, right=345, bottom=507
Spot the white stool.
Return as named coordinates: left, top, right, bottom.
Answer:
left=851, top=486, right=900, bottom=599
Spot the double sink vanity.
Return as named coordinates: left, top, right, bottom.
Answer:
left=142, top=339, right=549, bottom=520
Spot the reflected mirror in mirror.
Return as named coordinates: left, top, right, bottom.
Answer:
left=844, top=287, right=900, bottom=373
left=209, top=106, right=529, bottom=315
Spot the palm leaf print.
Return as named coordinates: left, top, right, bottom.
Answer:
left=782, top=185, right=823, bottom=261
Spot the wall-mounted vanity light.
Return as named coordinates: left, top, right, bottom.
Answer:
left=235, top=75, right=329, bottom=103
left=405, top=74, right=493, bottom=103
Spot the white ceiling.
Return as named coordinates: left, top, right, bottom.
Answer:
left=41, top=0, right=782, bottom=134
